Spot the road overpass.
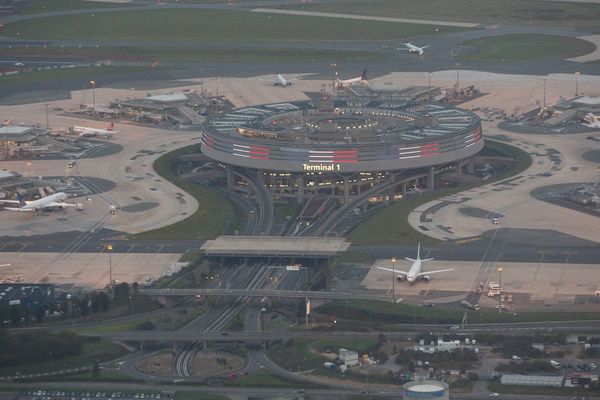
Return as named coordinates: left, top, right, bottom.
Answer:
left=139, top=288, right=391, bottom=301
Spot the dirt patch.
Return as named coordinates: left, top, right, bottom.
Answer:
left=136, top=352, right=175, bottom=377
left=190, top=351, right=245, bottom=377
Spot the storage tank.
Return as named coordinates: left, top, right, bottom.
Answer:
left=403, top=380, right=449, bottom=400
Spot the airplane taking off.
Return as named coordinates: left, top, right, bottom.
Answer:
left=1, top=192, right=77, bottom=213
left=336, top=69, right=368, bottom=87
left=398, top=43, right=429, bottom=56
left=261, top=74, right=300, bottom=87
left=377, top=243, right=454, bottom=283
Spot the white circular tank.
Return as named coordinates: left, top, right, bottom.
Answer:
left=403, top=380, right=449, bottom=400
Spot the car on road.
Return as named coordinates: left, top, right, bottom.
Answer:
left=489, top=393, right=499, bottom=398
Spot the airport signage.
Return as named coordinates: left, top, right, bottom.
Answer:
left=302, top=163, right=341, bottom=172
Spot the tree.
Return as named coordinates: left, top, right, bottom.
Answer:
left=80, top=296, right=90, bottom=317
left=90, top=292, right=101, bottom=314
left=35, top=306, right=45, bottom=324
left=99, top=292, right=110, bottom=312
left=9, top=305, right=21, bottom=326
left=91, top=359, right=101, bottom=378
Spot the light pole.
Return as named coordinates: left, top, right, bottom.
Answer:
left=391, top=257, right=397, bottom=303
left=575, top=71, right=581, bottom=96
left=90, top=80, right=96, bottom=111
left=497, top=266, right=503, bottom=313
left=3, top=119, right=12, bottom=160
left=330, top=63, right=337, bottom=94
left=542, top=78, right=546, bottom=108
left=107, top=244, right=113, bottom=291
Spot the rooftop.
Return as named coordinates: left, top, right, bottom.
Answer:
left=200, top=236, right=350, bottom=257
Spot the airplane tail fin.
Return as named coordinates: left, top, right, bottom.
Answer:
left=17, top=193, right=25, bottom=208
left=107, top=122, right=114, bottom=131
left=361, top=69, right=367, bottom=80
left=417, top=242, right=421, bottom=260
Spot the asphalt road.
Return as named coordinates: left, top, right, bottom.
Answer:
left=83, top=319, right=600, bottom=342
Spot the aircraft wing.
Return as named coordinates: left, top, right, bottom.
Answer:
left=377, top=266, right=410, bottom=277
left=0, top=200, right=21, bottom=204
left=2, top=207, right=33, bottom=212
left=417, top=268, right=454, bottom=277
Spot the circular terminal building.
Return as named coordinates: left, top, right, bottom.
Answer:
left=403, top=380, right=450, bottom=400
left=201, top=100, right=483, bottom=201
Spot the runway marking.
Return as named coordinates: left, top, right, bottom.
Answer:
left=252, top=8, right=479, bottom=28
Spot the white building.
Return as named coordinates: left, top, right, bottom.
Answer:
left=339, top=348, right=359, bottom=367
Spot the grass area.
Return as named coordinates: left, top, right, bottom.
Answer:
left=1, top=9, right=463, bottom=42
left=317, top=299, right=600, bottom=324
left=131, top=145, right=231, bottom=240
left=15, top=0, right=129, bottom=15
left=0, top=339, right=124, bottom=377
left=0, top=46, right=380, bottom=64
left=460, top=34, right=596, bottom=62
left=68, top=368, right=143, bottom=383
left=267, top=338, right=376, bottom=371
left=175, top=392, right=230, bottom=400
left=0, top=66, right=152, bottom=85
left=285, top=0, right=600, bottom=27
left=348, top=139, right=532, bottom=245
left=224, top=369, right=299, bottom=388
left=73, top=317, right=154, bottom=334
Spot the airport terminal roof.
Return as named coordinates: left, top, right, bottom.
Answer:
left=574, top=96, right=600, bottom=106
left=146, top=93, right=188, bottom=103
left=200, top=236, right=350, bottom=258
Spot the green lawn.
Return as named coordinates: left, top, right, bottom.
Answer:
left=174, top=392, right=230, bottom=400
left=131, top=145, right=231, bottom=240
left=461, top=34, right=596, bottom=62
left=1, top=9, right=463, bottom=42
left=348, top=140, right=532, bottom=245
left=317, top=299, right=600, bottom=325
left=285, top=0, right=600, bottom=27
left=0, top=66, right=152, bottom=85
left=0, top=46, right=380, bottom=64
left=16, top=0, right=130, bottom=15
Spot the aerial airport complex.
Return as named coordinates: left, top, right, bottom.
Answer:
left=0, top=0, right=600, bottom=399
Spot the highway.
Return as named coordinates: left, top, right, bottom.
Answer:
left=139, top=287, right=391, bottom=301
left=82, top=320, right=600, bottom=343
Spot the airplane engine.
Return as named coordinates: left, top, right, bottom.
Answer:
left=421, top=275, right=431, bottom=282
left=396, top=276, right=404, bottom=281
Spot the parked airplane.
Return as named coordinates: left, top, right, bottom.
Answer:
left=398, top=42, right=429, bottom=56
left=583, top=113, right=600, bottom=128
left=377, top=243, right=454, bottom=283
left=261, top=74, right=299, bottom=86
left=1, top=192, right=77, bottom=213
left=70, top=122, right=116, bottom=138
left=336, top=69, right=368, bottom=87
